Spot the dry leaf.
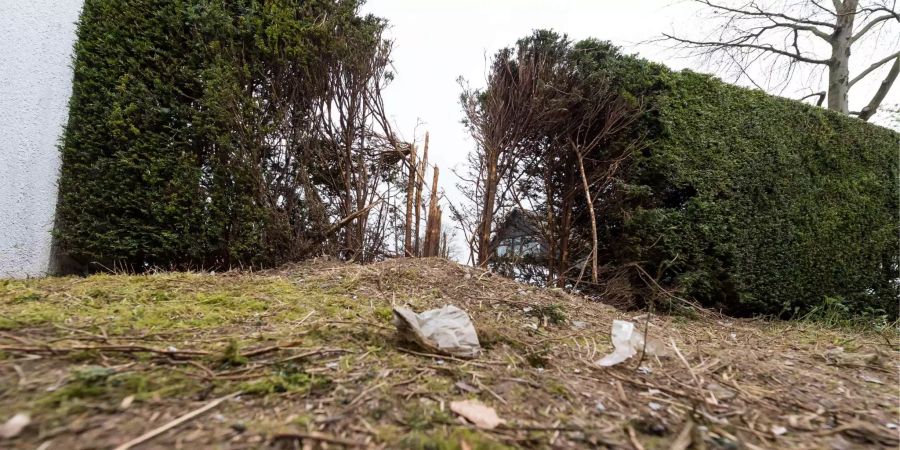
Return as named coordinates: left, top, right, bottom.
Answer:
left=0, top=413, right=30, bottom=439
left=450, top=399, right=504, bottom=429
left=120, top=395, right=135, bottom=410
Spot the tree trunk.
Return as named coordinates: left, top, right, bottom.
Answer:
left=477, top=149, right=499, bottom=267
left=404, top=146, right=417, bottom=256
left=827, top=0, right=857, bottom=114
left=556, top=172, right=575, bottom=288
left=414, top=133, right=429, bottom=256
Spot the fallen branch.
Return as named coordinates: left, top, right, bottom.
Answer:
left=113, top=391, right=240, bottom=450
left=0, top=344, right=210, bottom=358
left=240, top=339, right=305, bottom=358
left=272, top=431, right=368, bottom=447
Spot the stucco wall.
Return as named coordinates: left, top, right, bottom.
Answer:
left=0, top=1, right=84, bottom=278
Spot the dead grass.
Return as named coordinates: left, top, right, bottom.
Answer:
left=0, top=258, right=897, bottom=449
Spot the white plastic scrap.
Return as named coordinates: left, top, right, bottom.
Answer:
left=595, top=320, right=666, bottom=367
left=393, top=305, right=481, bottom=358
left=0, top=413, right=30, bottom=439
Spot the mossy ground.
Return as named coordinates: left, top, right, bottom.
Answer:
left=1, top=258, right=897, bottom=449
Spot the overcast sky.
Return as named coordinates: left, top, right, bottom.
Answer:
left=359, top=0, right=899, bottom=257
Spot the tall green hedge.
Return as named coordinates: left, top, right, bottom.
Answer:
left=594, top=52, right=900, bottom=317
left=55, top=0, right=372, bottom=271
left=56, top=0, right=211, bottom=270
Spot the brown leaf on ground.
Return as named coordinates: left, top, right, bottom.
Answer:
left=450, top=399, right=505, bottom=429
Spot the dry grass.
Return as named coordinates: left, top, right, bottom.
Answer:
left=0, top=258, right=897, bottom=449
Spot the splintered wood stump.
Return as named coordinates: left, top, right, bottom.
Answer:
left=423, top=166, right=441, bottom=257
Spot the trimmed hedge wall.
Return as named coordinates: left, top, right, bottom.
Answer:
left=56, top=0, right=212, bottom=271
left=596, top=52, right=900, bottom=317
left=54, top=0, right=373, bottom=271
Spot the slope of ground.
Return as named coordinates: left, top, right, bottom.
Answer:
left=0, top=258, right=897, bottom=449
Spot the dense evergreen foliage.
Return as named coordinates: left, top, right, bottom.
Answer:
left=469, top=34, right=898, bottom=318
left=56, top=0, right=400, bottom=271
left=582, top=46, right=900, bottom=318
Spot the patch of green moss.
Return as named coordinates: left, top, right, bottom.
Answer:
left=240, top=365, right=331, bottom=396
left=401, top=403, right=454, bottom=431
left=35, top=367, right=196, bottom=416
left=217, top=339, right=249, bottom=367
left=527, top=304, right=567, bottom=325
left=0, top=273, right=345, bottom=332
left=399, top=429, right=513, bottom=450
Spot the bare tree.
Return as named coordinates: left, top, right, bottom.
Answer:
left=664, top=0, right=899, bottom=120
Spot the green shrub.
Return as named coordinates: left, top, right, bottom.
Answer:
left=54, top=0, right=382, bottom=271
left=592, top=53, right=900, bottom=318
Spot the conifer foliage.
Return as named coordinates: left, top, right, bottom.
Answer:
left=56, top=0, right=405, bottom=271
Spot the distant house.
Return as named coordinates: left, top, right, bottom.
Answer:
left=492, top=208, right=547, bottom=261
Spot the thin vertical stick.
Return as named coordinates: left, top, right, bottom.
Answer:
left=404, top=145, right=417, bottom=256
left=576, top=151, right=599, bottom=284
left=414, top=132, right=429, bottom=256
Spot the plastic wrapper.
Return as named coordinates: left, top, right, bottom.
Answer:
left=393, top=305, right=481, bottom=358
left=595, top=319, right=665, bottom=367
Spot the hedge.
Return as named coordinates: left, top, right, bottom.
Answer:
left=54, top=0, right=374, bottom=271
left=585, top=48, right=900, bottom=318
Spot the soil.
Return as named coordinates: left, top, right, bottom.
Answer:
left=0, top=258, right=897, bottom=449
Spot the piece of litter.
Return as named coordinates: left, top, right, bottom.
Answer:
left=645, top=389, right=661, bottom=396
left=571, top=320, right=588, bottom=330
left=325, top=362, right=339, bottom=370
left=860, top=374, right=884, bottom=384
left=450, top=399, right=505, bottom=429
left=771, top=425, right=788, bottom=436
left=886, top=423, right=898, bottom=430
left=595, top=320, right=666, bottom=367
left=637, top=366, right=653, bottom=375
left=0, top=413, right=30, bottom=439
left=166, top=346, right=178, bottom=353
left=595, top=401, right=606, bottom=413
left=648, top=402, right=663, bottom=411
left=119, top=395, right=135, bottom=410
left=393, top=305, right=481, bottom=358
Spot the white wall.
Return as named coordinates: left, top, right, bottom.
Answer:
left=0, top=0, right=83, bottom=278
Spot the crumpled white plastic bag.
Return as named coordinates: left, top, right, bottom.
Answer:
left=393, top=305, right=481, bottom=358
left=595, top=319, right=665, bottom=367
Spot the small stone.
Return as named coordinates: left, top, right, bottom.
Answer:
left=771, top=425, right=788, bottom=436
left=595, top=401, right=606, bottom=413
left=648, top=402, right=663, bottom=411
left=455, top=381, right=480, bottom=393
left=704, top=381, right=736, bottom=400
left=230, top=422, right=246, bottom=433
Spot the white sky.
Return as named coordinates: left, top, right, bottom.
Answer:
left=360, top=0, right=899, bottom=256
